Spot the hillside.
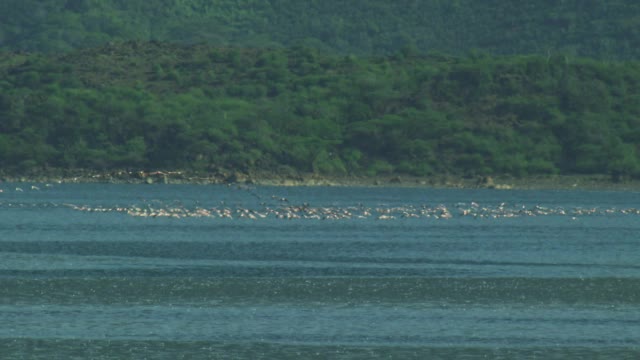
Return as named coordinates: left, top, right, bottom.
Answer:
left=1, top=0, right=640, bottom=59
left=1, top=42, right=639, bottom=180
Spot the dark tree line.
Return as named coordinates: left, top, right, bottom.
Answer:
left=1, top=42, right=639, bottom=179
left=1, top=0, right=640, bottom=59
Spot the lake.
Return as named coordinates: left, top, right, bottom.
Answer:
left=1, top=184, right=639, bottom=359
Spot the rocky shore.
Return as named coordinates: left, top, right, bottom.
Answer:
left=2, top=168, right=640, bottom=191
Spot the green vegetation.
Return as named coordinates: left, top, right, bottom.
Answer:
left=1, top=42, right=639, bottom=179
left=1, top=0, right=640, bottom=59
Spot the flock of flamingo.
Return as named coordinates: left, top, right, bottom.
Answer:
left=3, top=183, right=639, bottom=221
left=60, top=200, right=640, bottom=221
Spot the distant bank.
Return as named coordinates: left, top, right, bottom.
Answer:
left=3, top=169, right=640, bottom=192
left=2, top=42, right=640, bottom=183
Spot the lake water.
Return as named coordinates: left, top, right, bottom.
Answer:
left=1, top=184, right=639, bottom=359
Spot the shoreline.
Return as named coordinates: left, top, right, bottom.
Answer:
left=2, top=170, right=640, bottom=191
